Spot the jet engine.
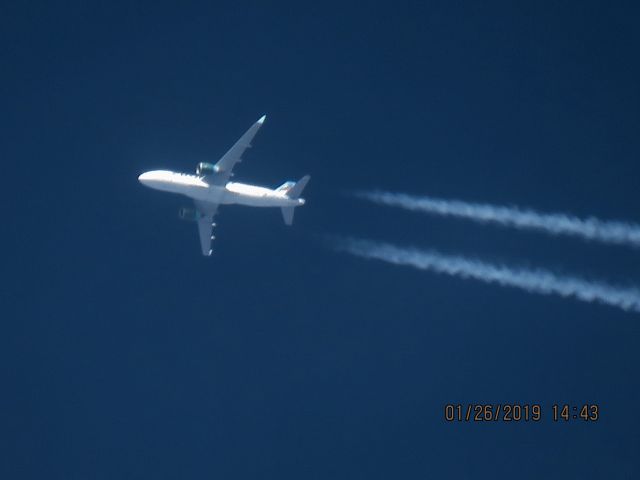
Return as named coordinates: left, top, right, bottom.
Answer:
left=178, top=207, right=203, bottom=221
left=196, top=162, right=219, bottom=176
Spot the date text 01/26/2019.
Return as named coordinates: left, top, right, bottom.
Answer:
left=444, top=404, right=599, bottom=422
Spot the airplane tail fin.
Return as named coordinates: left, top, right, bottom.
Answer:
left=280, top=175, right=310, bottom=226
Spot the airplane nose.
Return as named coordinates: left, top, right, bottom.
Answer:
left=138, top=171, right=158, bottom=186
left=138, top=170, right=172, bottom=191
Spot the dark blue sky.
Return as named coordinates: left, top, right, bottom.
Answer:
left=3, top=1, right=640, bottom=478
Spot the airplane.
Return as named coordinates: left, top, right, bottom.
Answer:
left=138, top=115, right=310, bottom=256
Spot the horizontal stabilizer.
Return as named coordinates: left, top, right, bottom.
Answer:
left=286, top=175, right=310, bottom=199
left=280, top=175, right=309, bottom=226
left=281, top=207, right=295, bottom=226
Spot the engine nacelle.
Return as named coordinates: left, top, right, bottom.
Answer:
left=178, top=207, right=204, bottom=222
left=196, top=162, right=219, bottom=176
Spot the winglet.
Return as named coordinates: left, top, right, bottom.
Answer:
left=258, top=114, right=267, bottom=124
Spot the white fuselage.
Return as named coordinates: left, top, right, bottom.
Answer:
left=138, top=170, right=304, bottom=207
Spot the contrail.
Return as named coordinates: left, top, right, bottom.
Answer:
left=355, top=191, right=640, bottom=248
left=334, top=237, right=640, bottom=313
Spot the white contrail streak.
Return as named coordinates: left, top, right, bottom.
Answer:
left=335, top=237, right=640, bottom=313
left=355, top=191, right=640, bottom=248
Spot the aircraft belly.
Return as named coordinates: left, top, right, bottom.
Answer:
left=183, top=185, right=227, bottom=204
left=224, top=191, right=298, bottom=207
left=180, top=184, right=298, bottom=207
left=223, top=190, right=264, bottom=206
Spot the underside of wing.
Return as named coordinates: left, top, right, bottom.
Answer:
left=197, top=217, right=214, bottom=256
left=194, top=200, right=219, bottom=256
left=207, top=115, right=266, bottom=186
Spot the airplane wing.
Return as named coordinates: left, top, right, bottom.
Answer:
left=208, top=115, right=266, bottom=186
left=194, top=200, right=219, bottom=256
